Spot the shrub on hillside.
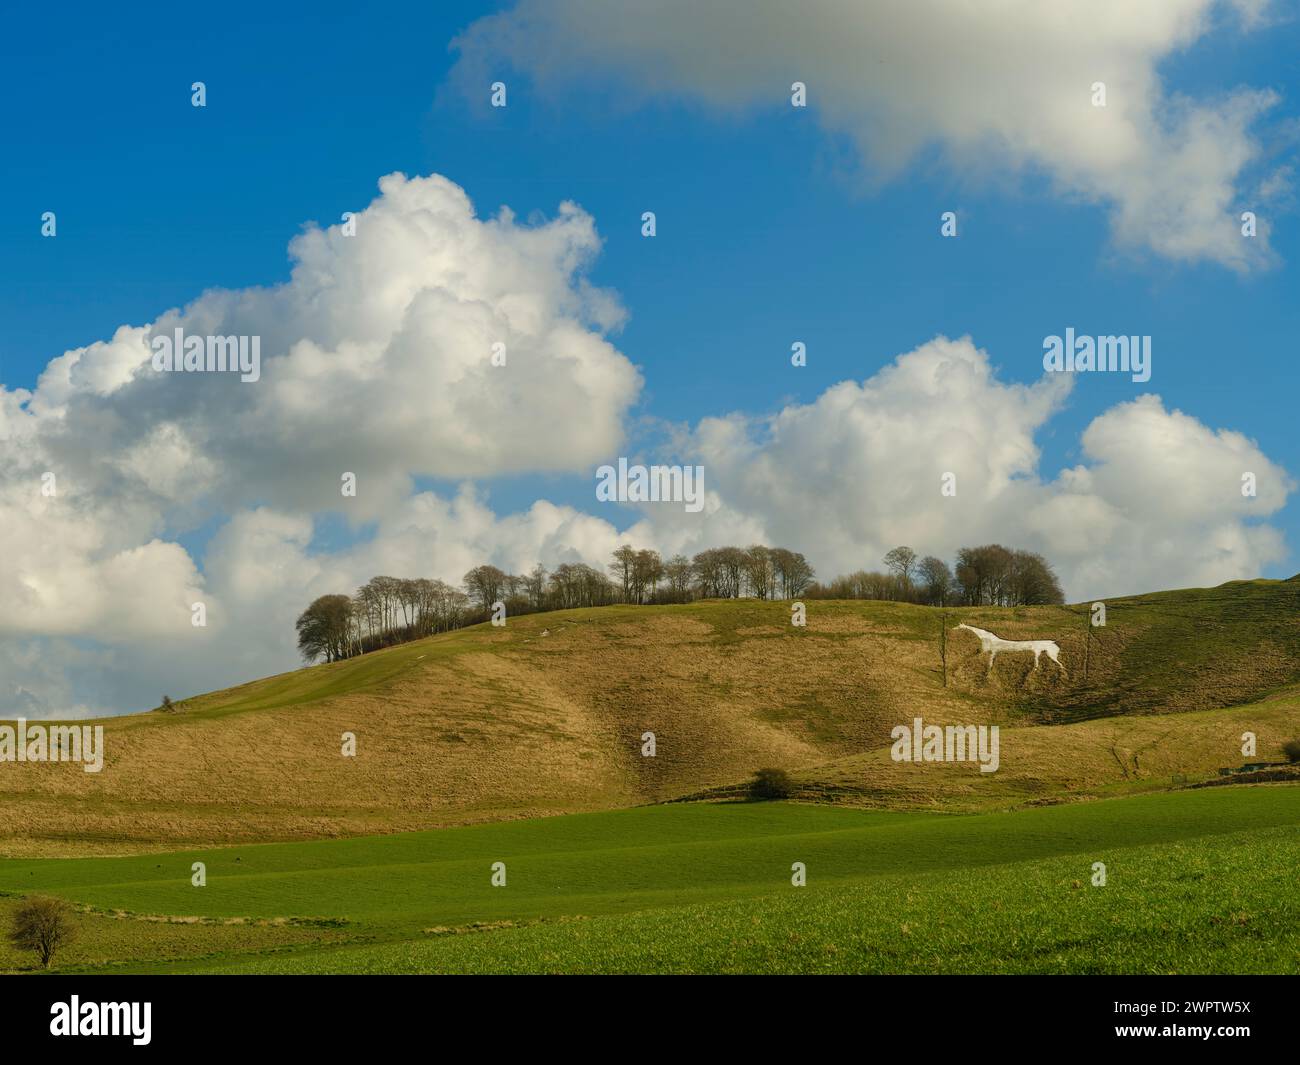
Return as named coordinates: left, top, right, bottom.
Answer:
left=1283, top=739, right=1300, bottom=764
left=750, top=767, right=794, bottom=800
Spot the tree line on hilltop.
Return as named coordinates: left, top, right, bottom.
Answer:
left=295, top=541, right=1061, bottom=663
left=806, top=543, right=1064, bottom=608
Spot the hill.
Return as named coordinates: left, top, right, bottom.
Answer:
left=1, top=578, right=1298, bottom=855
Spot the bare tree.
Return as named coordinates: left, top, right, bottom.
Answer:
left=369, top=576, right=402, bottom=633
left=523, top=564, right=548, bottom=609
left=634, top=549, right=663, bottom=603
left=955, top=545, right=1062, bottom=606
left=744, top=545, right=774, bottom=599
left=463, top=565, right=507, bottom=611
left=771, top=548, right=814, bottom=598
left=955, top=545, right=1013, bottom=605
left=609, top=545, right=636, bottom=602
left=1007, top=549, right=1065, bottom=605
left=882, top=546, right=918, bottom=589
left=717, top=547, right=746, bottom=598
left=8, top=896, right=77, bottom=969
left=918, top=556, right=954, bottom=606
left=663, top=554, right=693, bottom=602
left=691, top=548, right=724, bottom=598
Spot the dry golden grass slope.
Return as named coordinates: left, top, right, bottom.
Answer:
left=1, top=578, right=1297, bottom=855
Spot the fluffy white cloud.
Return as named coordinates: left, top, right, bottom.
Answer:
left=5, top=171, right=640, bottom=512
left=0, top=173, right=644, bottom=715
left=451, top=0, right=1286, bottom=268
left=672, top=336, right=1292, bottom=600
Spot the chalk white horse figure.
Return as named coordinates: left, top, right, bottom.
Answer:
left=955, top=623, right=1066, bottom=676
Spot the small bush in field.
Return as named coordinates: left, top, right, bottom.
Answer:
left=751, top=768, right=794, bottom=800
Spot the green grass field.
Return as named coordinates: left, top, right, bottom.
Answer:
left=203, top=825, right=1300, bottom=975
left=3, top=785, right=1296, bottom=974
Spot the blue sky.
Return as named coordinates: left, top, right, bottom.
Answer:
left=1, top=1, right=1297, bottom=714
left=5, top=3, right=1296, bottom=458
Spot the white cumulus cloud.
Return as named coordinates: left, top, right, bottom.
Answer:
left=668, top=336, right=1292, bottom=600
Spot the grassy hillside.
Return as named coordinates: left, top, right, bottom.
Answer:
left=1, top=578, right=1297, bottom=855
left=1, top=788, right=1296, bottom=974
left=766, top=683, right=1300, bottom=810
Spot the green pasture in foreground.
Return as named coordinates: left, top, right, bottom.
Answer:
left=201, top=823, right=1300, bottom=974
left=2, top=785, right=1296, bottom=973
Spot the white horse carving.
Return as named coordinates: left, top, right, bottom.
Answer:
left=955, top=623, right=1066, bottom=676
